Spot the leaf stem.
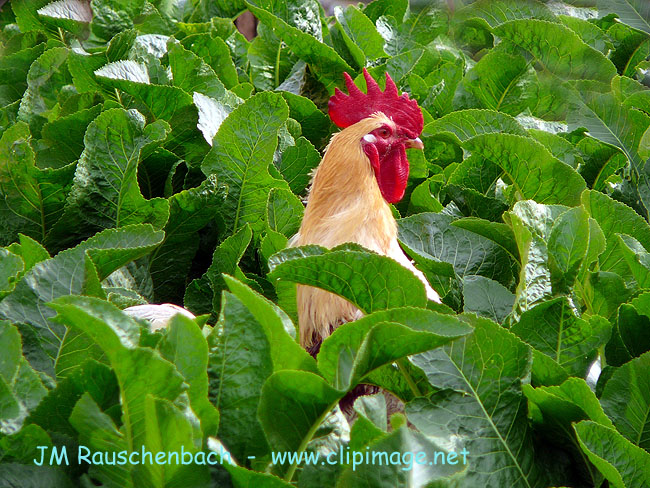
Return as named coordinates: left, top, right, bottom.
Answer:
left=275, top=40, right=282, bottom=87
left=283, top=398, right=340, bottom=482
left=397, top=359, right=421, bottom=398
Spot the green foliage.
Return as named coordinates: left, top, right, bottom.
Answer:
left=2, top=0, right=650, bottom=487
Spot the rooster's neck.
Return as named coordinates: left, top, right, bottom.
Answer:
left=296, top=117, right=397, bottom=253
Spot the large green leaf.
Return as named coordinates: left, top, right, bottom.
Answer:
left=257, top=370, right=342, bottom=478
left=157, top=314, right=220, bottom=439
left=46, top=108, right=170, bottom=251
left=49, top=296, right=186, bottom=451
left=462, top=275, right=515, bottom=324
left=202, top=92, right=290, bottom=236
left=605, top=293, right=650, bottom=367
left=398, top=212, right=516, bottom=288
left=455, top=0, right=555, bottom=28
left=148, top=175, right=226, bottom=303
left=600, top=351, right=650, bottom=450
left=316, top=308, right=472, bottom=390
left=268, top=244, right=428, bottom=314
left=26, top=359, right=117, bottom=437
left=463, top=133, right=586, bottom=205
left=0, top=122, right=73, bottom=246
left=18, top=47, right=72, bottom=136
left=461, top=48, right=535, bottom=115
left=574, top=420, right=650, bottom=488
left=338, top=426, right=467, bottom=486
left=495, top=20, right=617, bottom=82
left=223, top=275, right=317, bottom=374
left=598, top=0, right=650, bottom=36
left=0, top=225, right=164, bottom=376
left=245, top=0, right=352, bottom=92
left=408, top=316, right=554, bottom=487
left=207, top=292, right=273, bottom=462
left=0, top=321, right=47, bottom=435
left=567, top=87, right=650, bottom=176
left=582, top=189, right=650, bottom=276
left=510, top=297, right=611, bottom=377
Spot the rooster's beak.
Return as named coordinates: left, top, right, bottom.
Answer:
left=404, top=137, right=423, bottom=150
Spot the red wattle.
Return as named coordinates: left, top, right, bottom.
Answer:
left=364, top=144, right=409, bottom=204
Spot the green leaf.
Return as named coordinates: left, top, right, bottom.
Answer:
left=208, top=292, right=273, bottom=462
left=69, top=392, right=131, bottom=487
left=317, top=308, right=472, bottom=390
left=280, top=92, right=330, bottom=148
left=598, top=0, right=650, bottom=36
left=11, top=0, right=52, bottom=33
left=451, top=217, right=520, bottom=262
left=462, top=275, right=515, bottom=324
left=0, top=43, right=46, bottom=108
left=461, top=49, right=535, bottom=115
left=0, top=320, right=47, bottom=434
left=338, top=426, right=468, bottom=486
left=0, top=248, right=24, bottom=299
left=582, top=189, right=650, bottom=276
left=399, top=213, right=516, bottom=287
left=245, top=0, right=353, bottom=92
left=156, top=313, right=219, bottom=438
left=363, top=0, right=407, bottom=23
left=424, top=108, right=528, bottom=144
left=275, top=136, right=321, bottom=195
left=567, top=87, right=650, bottom=176
left=268, top=244, right=428, bottom=314
left=574, top=420, right=650, bottom=488
left=149, top=175, right=226, bottom=303
left=408, top=316, right=554, bottom=487
left=547, top=206, right=590, bottom=291
left=18, top=47, right=71, bottom=136
left=90, top=0, right=145, bottom=40
left=577, top=137, right=628, bottom=191
left=0, top=464, right=73, bottom=488
left=36, top=104, right=102, bottom=168
left=266, top=188, right=303, bottom=238
left=464, top=133, right=586, bottom=205
left=455, top=0, right=556, bottom=28
left=180, top=34, right=238, bottom=89
left=495, top=20, right=617, bottom=82
left=606, top=293, right=650, bottom=367
left=510, top=297, right=611, bottom=377
left=49, top=296, right=186, bottom=448
left=206, top=224, right=253, bottom=312
left=47, top=108, right=170, bottom=251
left=223, top=274, right=317, bottom=373
left=202, top=92, right=290, bottom=236
left=0, top=225, right=163, bottom=376
left=248, top=27, right=298, bottom=91
left=0, top=122, right=73, bottom=245
left=334, top=5, right=386, bottom=62
left=37, top=0, right=92, bottom=36
left=26, top=359, right=118, bottom=437
left=617, top=233, right=650, bottom=287
left=376, top=7, right=448, bottom=56
left=257, top=370, right=342, bottom=477
left=583, top=271, right=631, bottom=320
left=528, top=128, right=583, bottom=169
left=600, top=351, right=650, bottom=450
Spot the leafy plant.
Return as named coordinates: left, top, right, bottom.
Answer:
left=2, top=0, right=650, bottom=486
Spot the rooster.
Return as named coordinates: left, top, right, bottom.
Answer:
left=291, top=68, right=441, bottom=355
left=125, top=70, right=440, bottom=350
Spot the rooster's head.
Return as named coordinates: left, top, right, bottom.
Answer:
left=328, top=68, right=424, bottom=203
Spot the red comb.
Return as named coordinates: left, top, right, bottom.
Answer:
left=328, top=68, right=423, bottom=137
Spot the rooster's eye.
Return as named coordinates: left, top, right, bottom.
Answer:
left=378, top=127, right=391, bottom=138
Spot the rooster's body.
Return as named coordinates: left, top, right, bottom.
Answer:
left=292, top=70, right=440, bottom=354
